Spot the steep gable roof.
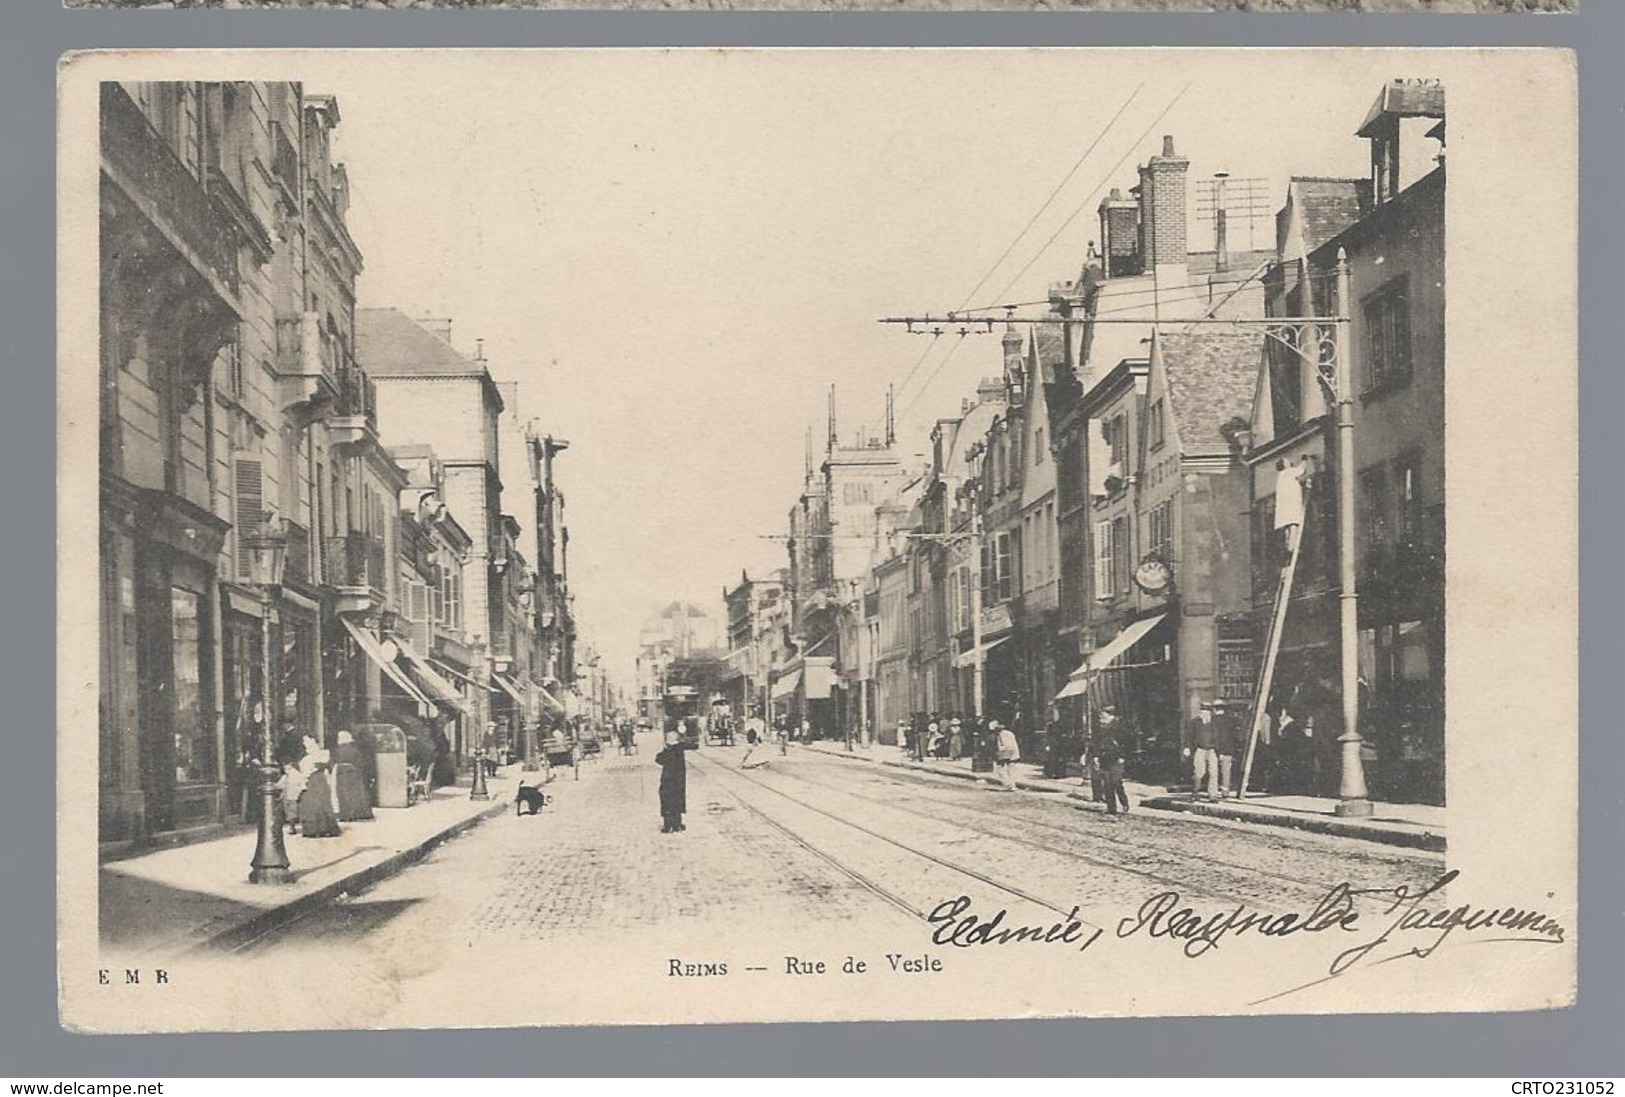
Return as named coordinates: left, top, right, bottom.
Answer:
left=358, top=307, right=485, bottom=378
left=1291, top=177, right=1374, bottom=256
left=1158, top=328, right=1264, bottom=452
left=1031, top=322, right=1067, bottom=385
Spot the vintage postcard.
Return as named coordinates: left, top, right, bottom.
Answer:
left=59, top=48, right=1577, bottom=1033
left=58, top=2, right=1583, bottom=13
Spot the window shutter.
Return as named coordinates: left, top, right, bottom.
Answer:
left=234, top=458, right=264, bottom=579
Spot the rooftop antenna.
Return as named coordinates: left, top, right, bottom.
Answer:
left=886, top=383, right=896, bottom=446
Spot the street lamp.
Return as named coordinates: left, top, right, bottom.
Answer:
left=245, top=518, right=292, bottom=885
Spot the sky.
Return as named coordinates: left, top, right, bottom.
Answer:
left=317, top=50, right=1395, bottom=682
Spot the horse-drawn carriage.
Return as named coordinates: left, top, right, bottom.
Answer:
left=706, top=697, right=736, bottom=746
left=540, top=726, right=581, bottom=781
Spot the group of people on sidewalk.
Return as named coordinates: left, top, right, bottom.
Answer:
left=275, top=730, right=375, bottom=838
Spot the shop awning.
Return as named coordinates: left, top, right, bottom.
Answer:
left=536, top=685, right=566, bottom=717
left=341, top=617, right=433, bottom=709
left=802, top=661, right=835, bottom=700
left=392, top=636, right=469, bottom=713
left=492, top=673, right=528, bottom=709
left=771, top=670, right=802, bottom=700
left=1054, top=614, right=1167, bottom=700
left=954, top=634, right=1012, bottom=669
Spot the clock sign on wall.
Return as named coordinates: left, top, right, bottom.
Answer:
left=1134, top=557, right=1173, bottom=596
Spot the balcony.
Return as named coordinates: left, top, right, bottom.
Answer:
left=325, top=531, right=387, bottom=599
left=273, top=313, right=340, bottom=419
left=331, top=366, right=380, bottom=448
left=283, top=521, right=313, bottom=588
left=270, top=121, right=301, bottom=214
left=100, top=83, right=239, bottom=299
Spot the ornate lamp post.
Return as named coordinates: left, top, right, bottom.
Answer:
left=246, top=519, right=292, bottom=885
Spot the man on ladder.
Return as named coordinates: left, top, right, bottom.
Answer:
left=1239, top=456, right=1312, bottom=800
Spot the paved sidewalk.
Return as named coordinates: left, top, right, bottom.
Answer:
left=803, top=740, right=1445, bottom=851
left=98, top=765, right=562, bottom=957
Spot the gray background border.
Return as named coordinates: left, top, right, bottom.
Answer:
left=4, top=1, right=1618, bottom=1076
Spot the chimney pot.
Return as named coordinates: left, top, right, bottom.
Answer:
left=1162, top=135, right=1176, bottom=157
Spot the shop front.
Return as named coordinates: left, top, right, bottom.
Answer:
left=99, top=482, right=230, bottom=844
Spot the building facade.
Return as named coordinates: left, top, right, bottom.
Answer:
left=98, top=81, right=401, bottom=844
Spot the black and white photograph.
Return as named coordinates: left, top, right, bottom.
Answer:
left=60, top=2, right=1580, bottom=13
left=58, top=48, right=1577, bottom=1033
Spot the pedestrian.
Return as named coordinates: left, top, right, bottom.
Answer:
left=333, top=730, right=373, bottom=821
left=297, top=734, right=341, bottom=839
left=1214, top=700, right=1244, bottom=799
left=655, top=728, right=696, bottom=833
left=991, top=718, right=1020, bottom=791
left=948, top=716, right=965, bottom=761
left=925, top=717, right=943, bottom=760
left=1183, top=698, right=1221, bottom=802
left=1094, top=706, right=1130, bottom=816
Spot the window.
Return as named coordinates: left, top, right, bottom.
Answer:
left=1362, top=276, right=1413, bottom=393
left=1147, top=400, right=1165, bottom=451
left=996, top=532, right=1014, bottom=603
left=1395, top=452, right=1423, bottom=548
left=170, top=587, right=211, bottom=785
left=440, top=562, right=463, bottom=632
left=980, top=533, right=1014, bottom=606
left=233, top=458, right=264, bottom=580
left=1035, top=428, right=1045, bottom=464
left=1112, top=514, right=1131, bottom=596
left=1107, top=414, right=1128, bottom=468
left=1093, top=519, right=1115, bottom=601
left=843, top=480, right=873, bottom=507
left=1360, top=465, right=1390, bottom=553
left=1147, top=499, right=1173, bottom=564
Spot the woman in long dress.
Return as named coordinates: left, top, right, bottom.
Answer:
left=334, top=731, right=373, bottom=821
left=297, top=737, right=342, bottom=839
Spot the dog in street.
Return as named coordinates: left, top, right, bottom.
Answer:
left=515, top=784, right=550, bottom=816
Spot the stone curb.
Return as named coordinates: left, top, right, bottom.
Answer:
left=1137, top=795, right=1447, bottom=852
left=804, top=743, right=1441, bottom=851
left=185, top=794, right=513, bottom=955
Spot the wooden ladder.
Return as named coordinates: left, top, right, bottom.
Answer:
left=1238, top=508, right=1307, bottom=798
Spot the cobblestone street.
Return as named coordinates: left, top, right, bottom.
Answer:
left=223, top=741, right=1447, bottom=1026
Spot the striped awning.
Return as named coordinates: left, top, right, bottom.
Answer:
left=341, top=618, right=432, bottom=710
left=392, top=636, right=469, bottom=713
left=1055, top=615, right=1167, bottom=699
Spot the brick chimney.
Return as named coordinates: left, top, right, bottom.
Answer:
left=1142, top=135, right=1190, bottom=290
left=1002, top=325, right=1026, bottom=402
left=1097, top=187, right=1142, bottom=278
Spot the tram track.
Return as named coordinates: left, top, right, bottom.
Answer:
left=766, top=755, right=1437, bottom=910
left=698, top=754, right=1104, bottom=930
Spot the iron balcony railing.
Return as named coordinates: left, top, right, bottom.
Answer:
left=100, top=83, right=239, bottom=296
left=325, top=531, right=387, bottom=594
left=338, top=366, right=379, bottom=433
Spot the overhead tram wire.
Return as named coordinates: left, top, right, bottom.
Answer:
left=985, top=82, right=1194, bottom=308
left=948, top=84, right=1144, bottom=316
left=897, top=329, right=970, bottom=421
left=891, top=327, right=945, bottom=402
left=887, top=86, right=1143, bottom=419
left=893, top=85, right=1194, bottom=426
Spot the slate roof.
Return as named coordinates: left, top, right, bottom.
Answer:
left=1357, top=80, right=1446, bottom=137
left=1158, top=328, right=1265, bottom=451
left=357, top=307, right=486, bottom=377
left=1290, top=177, right=1373, bottom=255
left=1031, top=322, right=1067, bottom=385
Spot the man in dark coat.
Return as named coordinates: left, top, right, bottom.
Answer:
left=655, top=728, right=696, bottom=833
left=1093, top=706, right=1131, bottom=816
